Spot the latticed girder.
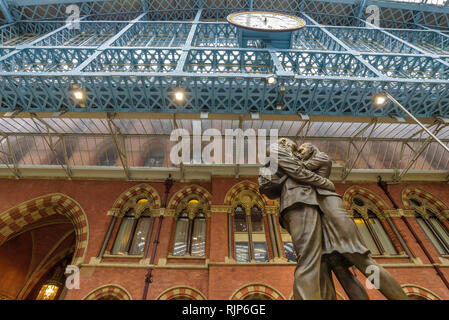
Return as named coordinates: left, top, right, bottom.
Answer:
left=0, top=5, right=448, bottom=116
left=2, top=0, right=449, bottom=28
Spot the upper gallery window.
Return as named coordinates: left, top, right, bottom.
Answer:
left=144, top=147, right=164, bottom=167
left=98, top=147, right=118, bottom=166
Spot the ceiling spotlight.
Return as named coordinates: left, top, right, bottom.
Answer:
left=73, top=89, right=85, bottom=101
left=174, top=89, right=185, bottom=102
left=373, top=93, right=388, bottom=107
left=71, top=84, right=86, bottom=107
left=266, top=75, right=276, bottom=85
left=72, top=83, right=85, bottom=100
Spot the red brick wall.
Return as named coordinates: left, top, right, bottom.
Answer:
left=0, top=178, right=448, bottom=300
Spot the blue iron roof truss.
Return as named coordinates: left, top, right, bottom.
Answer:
left=0, top=1, right=448, bottom=117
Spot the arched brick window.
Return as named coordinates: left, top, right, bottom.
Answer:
left=111, top=197, right=154, bottom=256
left=83, top=284, right=132, bottom=300
left=100, top=184, right=161, bottom=259
left=156, top=286, right=206, bottom=300
left=167, top=185, right=211, bottom=258
left=172, top=197, right=207, bottom=257
left=231, top=283, right=285, bottom=300
left=224, top=181, right=281, bottom=263
left=343, top=186, right=407, bottom=256
left=401, top=284, right=441, bottom=300
left=233, top=203, right=269, bottom=262
left=350, top=196, right=397, bottom=255
left=404, top=188, right=449, bottom=256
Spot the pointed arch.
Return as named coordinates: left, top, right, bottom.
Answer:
left=19, top=244, right=74, bottom=299
left=0, top=193, right=88, bottom=265
left=224, top=180, right=274, bottom=207
left=343, top=186, right=390, bottom=212
left=83, top=284, right=132, bottom=300
left=402, top=186, right=449, bottom=255
left=230, top=283, right=285, bottom=300
left=156, top=286, right=206, bottom=300
left=401, top=284, right=441, bottom=300
left=343, top=186, right=402, bottom=255
left=167, top=185, right=212, bottom=211
left=402, top=187, right=448, bottom=211
left=111, top=183, right=162, bottom=211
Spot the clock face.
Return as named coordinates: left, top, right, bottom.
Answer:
left=227, top=11, right=306, bottom=32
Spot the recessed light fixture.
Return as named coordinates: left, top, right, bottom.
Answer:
left=73, top=89, right=85, bottom=101
left=174, top=89, right=185, bottom=102
left=373, top=93, right=387, bottom=107
left=266, top=75, right=276, bottom=85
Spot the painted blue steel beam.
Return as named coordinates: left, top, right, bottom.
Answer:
left=301, top=12, right=386, bottom=79
left=0, top=0, right=13, bottom=23
left=3, top=0, right=449, bottom=27
left=71, top=13, right=146, bottom=72
left=174, top=9, right=202, bottom=73
left=0, top=7, right=448, bottom=116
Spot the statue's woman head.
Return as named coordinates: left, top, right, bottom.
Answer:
left=297, top=142, right=319, bottom=161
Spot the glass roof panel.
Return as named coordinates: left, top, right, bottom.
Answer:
left=0, top=117, right=448, bottom=172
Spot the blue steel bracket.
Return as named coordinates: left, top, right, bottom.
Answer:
left=0, top=0, right=13, bottom=23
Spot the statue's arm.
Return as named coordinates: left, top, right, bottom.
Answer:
left=302, top=152, right=331, bottom=171
left=277, top=155, right=335, bottom=191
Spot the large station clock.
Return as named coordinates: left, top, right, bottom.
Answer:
left=227, top=11, right=305, bottom=49
left=227, top=11, right=306, bottom=32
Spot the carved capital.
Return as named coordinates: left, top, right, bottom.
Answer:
left=440, top=210, right=449, bottom=219
left=375, top=210, right=388, bottom=219
left=265, top=206, right=279, bottom=215
left=89, top=257, right=101, bottom=264
left=134, top=202, right=151, bottom=218
left=210, top=205, right=232, bottom=213
left=151, top=208, right=166, bottom=217
left=384, top=209, right=415, bottom=218
left=164, top=209, right=176, bottom=217
left=107, top=208, right=122, bottom=217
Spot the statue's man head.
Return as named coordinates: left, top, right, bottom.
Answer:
left=277, top=138, right=297, bottom=153
left=297, top=142, right=318, bottom=161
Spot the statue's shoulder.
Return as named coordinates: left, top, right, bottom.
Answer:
left=313, top=151, right=332, bottom=165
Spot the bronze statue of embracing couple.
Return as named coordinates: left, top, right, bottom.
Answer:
left=259, top=138, right=408, bottom=300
